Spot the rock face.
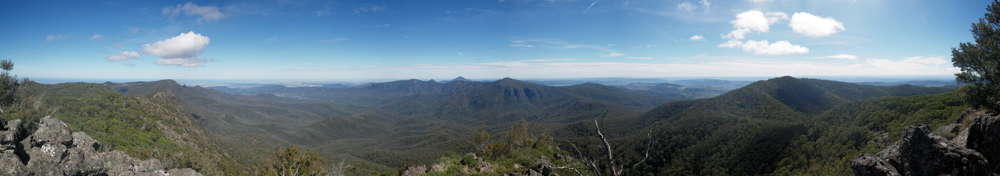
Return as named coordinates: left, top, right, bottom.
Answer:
left=966, top=112, right=1000, bottom=169
left=0, top=116, right=202, bottom=176
left=851, top=125, right=990, bottom=176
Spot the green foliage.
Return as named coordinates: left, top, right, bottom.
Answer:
left=417, top=121, right=592, bottom=176
left=952, top=1, right=1000, bottom=112
left=508, top=120, right=532, bottom=147
left=255, top=146, right=330, bottom=176
left=0, top=59, right=17, bottom=113
left=46, top=84, right=177, bottom=158
left=471, top=127, right=491, bottom=155
left=3, top=82, right=246, bottom=175
left=613, top=77, right=959, bottom=176
left=771, top=92, right=967, bottom=176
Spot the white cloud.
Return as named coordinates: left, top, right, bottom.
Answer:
left=900, top=56, right=948, bottom=65
left=509, top=39, right=614, bottom=52
left=718, top=40, right=743, bottom=48
left=89, top=34, right=103, bottom=40
left=822, top=54, right=858, bottom=60
left=522, top=58, right=578, bottom=62
left=142, top=31, right=211, bottom=67
left=724, top=10, right=786, bottom=40
left=789, top=12, right=845, bottom=37
left=689, top=35, right=705, bottom=41
left=510, top=40, right=537, bottom=48
left=510, top=43, right=535, bottom=48
left=863, top=56, right=955, bottom=75
left=625, top=56, right=655, bottom=60
left=750, top=0, right=773, bottom=3
left=677, top=2, right=696, bottom=12
left=604, top=52, right=625, bottom=57
left=106, top=51, right=141, bottom=61
left=46, top=34, right=68, bottom=41
left=163, top=2, right=225, bottom=23
left=719, top=40, right=809, bottom=55
left=156, top=58, right=207, bottom=66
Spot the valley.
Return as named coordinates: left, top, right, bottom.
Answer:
left=4, top=75, right=970, bottom=175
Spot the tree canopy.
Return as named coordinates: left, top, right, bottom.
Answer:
left=953, top=1, right=1000, bottom=112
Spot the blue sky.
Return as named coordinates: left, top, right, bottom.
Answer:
left=0, top=0, right=989, bottom=80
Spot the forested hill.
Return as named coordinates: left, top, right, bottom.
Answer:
left=583, top=76, right=961, bottom=176
left=4, top=81, right=244, bottom=175
left=95, top=78, right=697, bottom=171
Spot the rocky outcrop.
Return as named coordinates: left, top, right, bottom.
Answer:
left=851, top=120, right=1000, bottom=176
left=851, top=125, right=989, bottom=176
left=402, top=153, right=571, bottom=176
left=0, top=116, right=202, bottom=176
left=966, top=112, right=1000, bottom=170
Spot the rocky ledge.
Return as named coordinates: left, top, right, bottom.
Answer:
left=852, top=111, right=1000, bottom=176
left=0, top=116, right=201, bottom=176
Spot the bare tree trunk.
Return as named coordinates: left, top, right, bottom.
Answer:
left=593, top=119, right=620, bottom=176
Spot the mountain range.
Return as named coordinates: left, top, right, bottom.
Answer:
left=3, top=76, right=969, bottom=175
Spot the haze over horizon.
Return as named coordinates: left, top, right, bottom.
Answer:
left=0, top=0, right=986, bottom=80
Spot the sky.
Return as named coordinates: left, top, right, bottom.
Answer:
left=0, top=0, right=990, bottom=81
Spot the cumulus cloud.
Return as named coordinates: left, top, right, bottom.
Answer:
left=89, top=34, right=103, bottom=40
left=142, top=31, right=211, bottom=67
left=724, top=10, right=787, bottom=40
left=46, top=34, right=68, bottom=41
left=750, top=0, right=773, bottom=3
left=106, top=51, right=141, bottom=61
left=689, top=35, right=705, bottom=41
left=719, top=40, right=809, bottom=55
left=163, top=2, right=225, bottom=23
left=789, top=12, right=845, bottom=37
left=822, top=54, right=858, bottom=60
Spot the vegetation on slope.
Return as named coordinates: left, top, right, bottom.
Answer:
left=772, top=92, right=967, bottom=175
left=3, top=81, right=245, bottom=175
left=583, top=76, right=961, bottom=176
left=413, top=120, right=593, bottom=176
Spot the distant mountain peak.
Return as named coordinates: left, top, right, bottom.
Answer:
left=155, top=79, right=179, bottom=84
left=773, top=76, right=799, bottom=80
left=452, top=76, right=469, bottom=82
left=496, top=77, right=525, bottom=85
